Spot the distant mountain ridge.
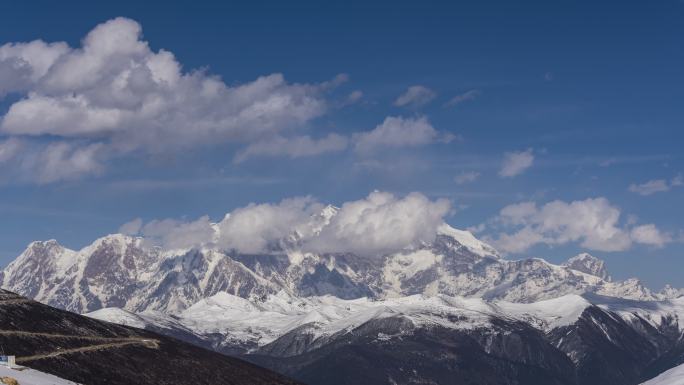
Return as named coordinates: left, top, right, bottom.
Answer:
left=1, top=214, right=679, bottom=316
left=3, top=206, right=684, bottom=385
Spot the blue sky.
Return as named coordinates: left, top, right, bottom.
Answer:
left=0, top=0, right=683, bottom=288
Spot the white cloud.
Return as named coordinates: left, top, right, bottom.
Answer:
left=444, top=89, right=480, bottom=107
left=393, top=85, right=436, bottom=108
left=140, top=216, right=215, bottom=250
left=629, top=175, right=683, bottom=196
left=35, top=142, right=106, bottom=183
left=0, top=138, right=23, bottom=163
left=353, top=116, right=453, bottom=153
left=486, top=197, right=670, bottom=253
left=0, top=141, right=107, bottom=184
left=234, top=114, right=459, bottom=161
left=630, top=224, right=671, bottom=248
left=0, top=40, right=70, bottom=96
left=306, top=191, right=451, bottom=256
left=499, top=148, right=534, bottom=177
left=346, top=90, right=363, bottom=104
left=0, top=17, right=340, bottom=182
left=119, top=218, right=143, bottom=235
left=233, top=133, right=348, bottom=163
left=672, top=174, right=684, bottom=186
left=454, top=171, right=480, bottom=185
left=118, top=191, right=451, bottom=256
left=217, top=197, right=323, bottom=254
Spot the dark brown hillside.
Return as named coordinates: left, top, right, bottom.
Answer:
left=0, top=290, right=302, bottom=385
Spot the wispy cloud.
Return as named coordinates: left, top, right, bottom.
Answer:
left=628, top=174, right=683, bottom=196
left=444, top=89, right=481, bottom=107
left=393, top=85, right=436, bottom=108
left=454, top=171, right=480, bottom=185
left=234, top=134, right=348, bottom=163
left=499, top=149, right=534, bottom=177
left=107, top=176, right=285, bottom=191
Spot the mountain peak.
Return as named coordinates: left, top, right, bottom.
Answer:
left=436, top=223, right=500, bottom=258
left=27, top=238, right=64, bottom=250
left=564, top=253, right=609, bottom=280
left=658, top=284, right=684, bottom=299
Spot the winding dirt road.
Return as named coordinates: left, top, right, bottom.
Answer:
left=0, top=330, right=159, bottom=363
left=15, top=338, right=159, bottom=363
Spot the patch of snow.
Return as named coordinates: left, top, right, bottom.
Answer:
left=494, top=294, right=591, bottom=330
left=0, top=365, right=77, bottom=385
left=588, top=294, right=684, bottom=331
left=86, top=307, right=148, bottom=329
left=641, top=363, right=684, bottom=385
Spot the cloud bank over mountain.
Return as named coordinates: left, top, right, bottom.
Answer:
left=121, top=191, right=451, bottom=257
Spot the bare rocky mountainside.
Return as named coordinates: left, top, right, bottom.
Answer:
left=3, top=207, right=684, bottom=385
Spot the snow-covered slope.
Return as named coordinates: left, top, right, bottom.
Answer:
left=88, top=290, right=595, bottom=351
left=641, top=363, right=684, bottom=385
left=589, top=294, right=684, bottom=331
left=0, top=365, right=77, bottom=385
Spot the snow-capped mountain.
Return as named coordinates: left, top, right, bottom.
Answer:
left=3, top=206, right=684, bottom=385
left=563, top=252, right=610, bottom=280
left=1, top=208, right=676, bottom=315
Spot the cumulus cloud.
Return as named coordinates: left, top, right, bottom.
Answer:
left=393, top=85, right=436, bottom=108
left=353, top=116, right=453, bottom=153
left=0, top=138, right=23, bottom=163
left=629, top=175, right=683, bottom=196
left=217, top=197, right=323, bottom=254
left=307, top=191, right=451, bottom=256
left=0, top=17, right=340, bottom=182
left=485, top=197, right=671, bottom=253
left=499, top=148, right=534, bottom=177
left=454, top=171, right=480, bottom=185
left=118, top=191, right=451, bottom=256
left=233, top=133, right=348, bottom=163
left=0, top=40, right=70, bottom=96
left=444, top=89, right=481, bottom=107
left=139, top=216, right=215, bottom=250
left=630, top=224, right=671, bottom=248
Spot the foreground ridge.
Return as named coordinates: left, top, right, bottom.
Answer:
left=0, top=290, right=301, bottom=385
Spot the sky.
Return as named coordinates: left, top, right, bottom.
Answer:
left=0, top=0, right=683, bottom=289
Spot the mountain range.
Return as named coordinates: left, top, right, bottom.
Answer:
left=2, top=206, right=684, bottom=384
